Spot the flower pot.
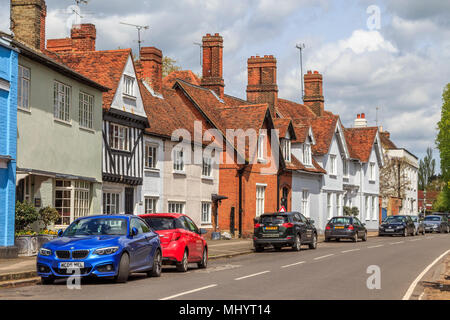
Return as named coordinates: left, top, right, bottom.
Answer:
left=15, top=235, right=38, bottom=257
left=37, top=234, right=57, bottom=249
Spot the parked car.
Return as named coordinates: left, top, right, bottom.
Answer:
left=253, top=212, right=317, bottom=252
left=410, top=215, right=426, bottom=235
left=378, top=215, right=415, bottom=237
left=37, top=215, right=162, bottom=284
left=423, top=215, right=450, bottom=233
left=139, top=213, right=208, bottom=272
left=324, top=216, right=367, bottom=242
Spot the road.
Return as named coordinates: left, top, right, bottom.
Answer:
left=0, top=233, right=449, bottom=300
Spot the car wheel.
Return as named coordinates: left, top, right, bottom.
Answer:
left=308, top=233, right=317, bottom=249
left=362, top=231, right=367, bottom=242
left=176, top=250, right=189, bottom=272
left=353, top=232, right=358, bottom=243
left=255, top=245, right=264, bottom=252
left=197, top=247, right=208, bottom=269
left=148, top=249, right=162, bottom=277
left=41, top=277, right=54, bottom=285
left=292, top=234, right=301, bottom=251
left=115, top=253, right=130, bottom=283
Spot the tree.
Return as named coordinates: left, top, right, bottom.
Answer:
left=162, top=56, right=182, bottom=78
left=418, top=147, right=436, bottom=190
left=379, top=155, right=411, bottom=201
left=436, top=83, right=450, bottom=211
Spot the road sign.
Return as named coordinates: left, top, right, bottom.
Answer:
left=279, top=206, right=286, bottom=212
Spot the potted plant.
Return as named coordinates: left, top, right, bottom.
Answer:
left=15, top=201, right=39, bottom=256
left=37, top=207, right=60, bottom=248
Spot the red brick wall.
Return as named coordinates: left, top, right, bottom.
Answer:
left=201, top=33, right=225, bottom=98
left=139, top=47, right=163, bottom=93
left=303, top=70, right=324, bottom=117
left=71, top=24, right=96, bottom=52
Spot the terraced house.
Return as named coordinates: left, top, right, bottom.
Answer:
left=10, top=0, right=107, bottom=227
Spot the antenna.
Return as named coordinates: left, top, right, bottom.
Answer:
left=296, top=43, right=306, bottom=102
left=119, top=22, right=150, bottom=55
left=376, top=106, right=380, bottom=127
left=193, top=42, right=202, bottom=66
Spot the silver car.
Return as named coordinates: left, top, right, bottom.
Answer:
left=410, top=215, right=425, bottom=235
left=423, top=215, right=450, bottom=233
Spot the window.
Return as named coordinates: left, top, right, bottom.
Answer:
left=336, top=194, right=342, bottom=216
left=79, top=92, right=94, bottom=129
left=202, top=156, right=212, bottom=177
left=55, top=179, right=91, bottom=225
left=54, top=81, right=71, bottom=122
left=256, top=185, right=266, bottom=217
left=130, top=218, right=143, bottom=234
left=55, top=180, right=72, bottom=225
left=372, top=196, right=377, bottom=220
left=365, top=196, right=370, bottom=221
left=370, top=162, right=376, bottom=181
left=73, top=181, right=90, bottom=221
left=302, top=190, right=309, bottom=218
left=144, top=197, right=158, bottom=214
left=343, top=159, right=349, bottom=177
left=109, top=123, right=129, bottom=151
left=103, top=192, right=120, bottom=215
left=124, top=75, right=135, bottom=96
left=18, top=65, right=30, bottom=110
left=330, top=155, right=337, bottom=175
left=282, top=139, right=291, bottom=162
left=201, top=202, right=211, bottom=224
left=168, top=202, right=184, bottom=214
left=173, top=149, right=184, bottom=172
left=327, top=193, right=333, bottom=219
left=145, top=143, right=157, bottom=169
left=258, top=134, right=265, bottom=160
left=303, top=143, right=311, bottom=165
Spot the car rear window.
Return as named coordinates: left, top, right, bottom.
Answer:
left=144, top=217, right=184, bottom=230
left=383, top=216, right=406, bottom=223
left=260, top=215, right=289, bottom=224
left=329, top=217, right=352, bottom=225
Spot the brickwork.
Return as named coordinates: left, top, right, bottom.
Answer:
left=139, top=47, right=163, bottom=93
left=71, top=24, right=96, bottom=52
left=201, top=33, right=225, bottom=98
left=10, top=0, right=46, bottom=51
left=303, top=70, right=324, bottom=117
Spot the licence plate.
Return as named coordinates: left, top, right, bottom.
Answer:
left=265, top=227, right=278, bottom=231
left=386, top=229, right=393, bottom=232
left=334, top=226, right=344, bottom=229
left=59, top=262, right=84, bottom=269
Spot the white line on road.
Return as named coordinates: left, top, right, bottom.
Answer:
left=368, top=245, right=384, bottom=249
left=341, top=248, right=361, bottom=253
left=390, top=241, right=404, bottom=245
left=409, top=239, right=422, bottom=242
left=314, top=254, right=334, bottom=260
left=159, top=284, right=218, bottom=300
left=402, top=249, right=450, bottom=300
left=281, top=261, right=306, bottom=268
left=235, top=271, right=270, bottom=281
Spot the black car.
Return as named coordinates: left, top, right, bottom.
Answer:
left=253, top=212, right=317, bottom=252
left=324, top=216, right=367, bottom=242
left=423, top=215, right=450, bottom=233
left=379, top=215, right=416, bottom=236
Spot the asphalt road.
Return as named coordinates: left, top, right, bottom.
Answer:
left=0, top=233, right=449, bottom=300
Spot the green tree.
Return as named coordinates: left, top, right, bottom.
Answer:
left=162, top=56, right=182, bottom=78
left=436, top=83, right=450, bottom=211
left=418, top=147, right=436, bottom=190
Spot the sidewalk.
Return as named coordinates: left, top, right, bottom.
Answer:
left=0, top=231, right=378, bottom=288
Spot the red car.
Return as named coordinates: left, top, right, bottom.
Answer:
left=139, top=213, right=208, bottom=272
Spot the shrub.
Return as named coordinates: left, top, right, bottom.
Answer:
left=39, top=206, right=60, bottom=229
left=15, top=201, right=39, bottom=232
left=344, top=206, right=359, bottom=217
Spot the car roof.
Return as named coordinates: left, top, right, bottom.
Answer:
left=77, top=214, right=131, bottom=220
left=261, top=212, right=297, bottom=216
left=425, top=215, right=442, bottom=218
left=139, top=213, right=184, bottom=219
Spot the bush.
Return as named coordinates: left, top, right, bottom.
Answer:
left=344, top=206, right=359, bottom=217
left=15, top=201, right=39, bottom=232
left=39, top=206, right=60, bottom=229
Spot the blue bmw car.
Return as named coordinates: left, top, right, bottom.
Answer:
left=37, top=215, right=162, bottom=284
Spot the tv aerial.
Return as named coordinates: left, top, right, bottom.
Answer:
left=120, top=22, right=150, bottom=54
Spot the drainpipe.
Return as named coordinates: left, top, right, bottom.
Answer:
left=238, top=166, right=245, bottom=238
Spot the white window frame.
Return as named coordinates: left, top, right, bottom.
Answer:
left=327, top=193, right=333, bottom=219
left=258, top=134, right=265, bottom=161
left=173, top=149, right=185, bottom=172
left=168, top=201, right=185, bottom=214
left=54, top=81, right=71, bottom=122
left=282, top=139, right=291, bottom=162
left=79, top=91, right=94, bottom=129
left=256, top=184, right=266, bottom=217
left=55, top=179, right=91, bottom=226
left=343, top=159, right=349, bottom=178
left=302, top=189, right=310, bottom=218
left=109, top=123, right=130, bottom=151
left=370, top=162, right=376, bottom=181
left=144, top=197, right=158, bottom=214
left=303, top=143, right=312, bottom=166
left=365, top=195, right=370, bottom=221
left=103, top=192, right=120, bottom=215
left=330, top=155, right=337, bottom=175
left=202, top=156, right=212, bottom=177
left=123, top=75, right=135, bottom=97
left=201, top=202, right=212, bottom=224
left=145, top=143, right=158, bottom=169
left=18, top=65, right=30, bottom=110
left=372, top=196, right=377, bottom=220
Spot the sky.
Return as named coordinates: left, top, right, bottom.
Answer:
left=2, top=0, right=449, bottom=171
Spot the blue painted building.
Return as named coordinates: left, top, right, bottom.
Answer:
left=0, top=34, right=18, bottom=257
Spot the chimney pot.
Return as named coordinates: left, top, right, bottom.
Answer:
left=361, top=113, right=365, bottom=119
left=70, top=24, right=96, bottom=52
left=357, top=114, right=361, bottom=119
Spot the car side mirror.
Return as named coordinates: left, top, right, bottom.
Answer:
left=199, top=228, right=208, bottom=235
left=362, top=223, right=366, bottom=226
left=308, top=219, right=315, bottom=224
left=57, top=229, right=64, bottom=237
left=131, top=227, right=139, bottom=237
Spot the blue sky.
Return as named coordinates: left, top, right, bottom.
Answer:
left=2, top=0, right=448, bottom=171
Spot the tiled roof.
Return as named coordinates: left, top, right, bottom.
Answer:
left=53, top=49, right=132, bottom=110
left=380, top=131, right=397, bottom=150
left=292, top=125, right=309, bottom=143
left=276, top=98, right=317, bottom=119
left=216, top=104, right=269, bottom=134
left=163, top=70, right=201, bottom=88
left=223, top=94, right=251, bottom=107
left=273, top=118, right=292, bottom=138
left=285, top=154, right=326, bottom=174
left=292, top=116, right=339, bottom=155
left=344, top=127, right=379, bottom=162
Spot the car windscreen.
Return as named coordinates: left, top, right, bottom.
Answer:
left=383, top=216, right=406, bottom=223
left=64, top=218, right=127, bottom=236
left=260, top=215, right=289, bottom=224
left=144, top=217, right=182, bottom=230
left=424, top=216, right=441, bottom=222
left=329, top=217, right=352, bottom=225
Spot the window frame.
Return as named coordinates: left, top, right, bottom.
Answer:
left=282, top=139, right=291, bottom=162
left=18, top=65, right=31, bottom=111
left=109, top=123, right=130, bottom=152
left=144, top=197, right=158, bottom=214
left=54, top=81, right=72, bottom=123
left=201, top=202, right=212, bottom=224
left=303, top=143, right=312, bottom=166
left=302, top=189, right=310, bottom=218
left=330, top=154, right=337, bottom=176
left=145, top=143, right=158, bottom=169
left=256, top=184, right=266, bottom=217
left=123, top=75, right=135, bottom=97
left=168, top=201, right=185, bottom=214
left=173, top=149, right=185, bottom=172
left=103, top=192, right=120, bottom=215
left=79, top=91, right=94, bottom=129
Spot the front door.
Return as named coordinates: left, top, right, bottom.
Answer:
left=125, top=188, right=134, bottom=215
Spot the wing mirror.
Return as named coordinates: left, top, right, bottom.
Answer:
left=130, top=227, right=139, bottom=237
left=307, top=218, right=315, bottom=224
left=199, top=228, right=208, bottom=235
left=57, top=229, right=64, bottom=237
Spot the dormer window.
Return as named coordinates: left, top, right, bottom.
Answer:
left=124, top=75, right=135, bottom=97
left=302, top=143, right=312, bottom=166
left=281, top=139, right=291, bottom=162
left=258, top=134, right=265, bottom=161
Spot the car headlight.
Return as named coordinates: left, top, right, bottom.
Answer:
left=39, top=248, right=52, bottom=256
left=93, top=246, right=119, bottom=255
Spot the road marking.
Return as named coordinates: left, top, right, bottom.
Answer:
left=159, top=284, right=218, bottom=300
left=314, top=254, right=334, bottom=260
left=368, top=245, right=384, bottom=249
left=281, top=261, right=306, bottom=268
left=341, top=248, right=361, bottom=253
left=390, top=241, right=404, bottom=245
left=402, top=249, right=450, bottom=300
left=235, top=270, right=270, bottom=281
left=409, top=239, right=422, bottom=242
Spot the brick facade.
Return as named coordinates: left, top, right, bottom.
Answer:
left=303, top=70, right=324, bottom=117
left=201, top=33, right=225, bottom=98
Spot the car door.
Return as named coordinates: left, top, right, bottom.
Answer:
left=128, top=218, right=150, bottom=270
left=184, top=216, right=202, bottom=259
left=179, top=216, right=197, bottom=260
left=297, top=213, right=311, bottom=242
left=137, top=218, right=157, bottom=266
left=353, top=218, right=364, bottom=237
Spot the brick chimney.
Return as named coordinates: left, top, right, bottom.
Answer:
left=71, top=24, right=96, bottom=52
left=246, top=55, right=278, bottom=116
left=139, top=47, right=163, bottom=93
left=10, top=0, right=47, bottom=51
left=304, top=70, right=324, bottom=117
left=201, top=33, right=225, bottom=98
